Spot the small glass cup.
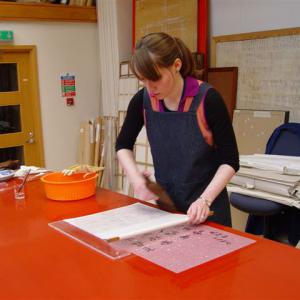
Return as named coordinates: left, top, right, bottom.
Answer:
left=14, top=181, right=25, bottom=200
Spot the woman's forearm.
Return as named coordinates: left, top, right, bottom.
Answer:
left=200, top=164, right=236, bottom=204
left=117, top=149, right=144, bottom=188
left=187, top=164, right=236, bottom=223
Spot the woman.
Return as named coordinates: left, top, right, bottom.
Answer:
left=116, top=32, right=239, bottom=226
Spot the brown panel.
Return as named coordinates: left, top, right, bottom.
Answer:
left=205, top=67, right=238, bottom=120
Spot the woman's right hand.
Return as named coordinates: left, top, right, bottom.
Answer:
left=132, top=175, right=158, bottom=201
left=116, top=150, right=157, bottom=201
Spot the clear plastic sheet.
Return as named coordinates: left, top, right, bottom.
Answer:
left=49, top=220, right=131, bottom=260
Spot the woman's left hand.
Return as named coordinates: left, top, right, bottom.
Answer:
left=187, top=198, right=210, bottom=224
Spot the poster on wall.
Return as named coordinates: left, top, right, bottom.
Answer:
left=61, top=73, right=76, bottom=97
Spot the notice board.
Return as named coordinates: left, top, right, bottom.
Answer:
left=232, top=109, right=289, bottom=155
left=211, top=27, right=300, bottom=122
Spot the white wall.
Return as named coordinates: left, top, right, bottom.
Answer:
left=0, top=21, right=100, bottom=170
left=210, top=0, right=300, bottom=37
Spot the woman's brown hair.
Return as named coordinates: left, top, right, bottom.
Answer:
left=130, top=32, right=197, bottom=81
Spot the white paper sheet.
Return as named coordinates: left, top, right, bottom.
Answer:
left=64, top=203, right=189, bottom=240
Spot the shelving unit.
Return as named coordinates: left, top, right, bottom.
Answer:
left=0, top=1, right=97, bottom=23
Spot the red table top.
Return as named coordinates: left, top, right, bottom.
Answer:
left=0, top=179, right=299, bottom=300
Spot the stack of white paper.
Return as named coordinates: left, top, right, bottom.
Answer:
left=229, top=154, right=300, bottom=208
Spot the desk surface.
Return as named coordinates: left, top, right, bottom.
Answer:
left=0, top=179, right=299, bottom=300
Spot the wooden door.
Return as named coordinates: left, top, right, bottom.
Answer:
left=0, top=46, right=44, bottom=168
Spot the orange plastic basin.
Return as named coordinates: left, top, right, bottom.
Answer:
left=41, top=172, right=98, bottom=201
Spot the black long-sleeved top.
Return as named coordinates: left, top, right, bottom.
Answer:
left=116, top=88, right=239, bottom=172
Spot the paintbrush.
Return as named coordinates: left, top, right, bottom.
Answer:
left=144, top=176, right=178, bottom=212
left=17, top=169, right=31, bottom=193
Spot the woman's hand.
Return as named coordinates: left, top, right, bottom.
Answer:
left=132, top=174, right=158, bottom=201
left=187, top=197, right=211, bottom=224
left=117, top=150, right=157, bottom=201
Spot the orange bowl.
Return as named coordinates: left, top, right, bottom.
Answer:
left=41, top=172, right=98, bottom=201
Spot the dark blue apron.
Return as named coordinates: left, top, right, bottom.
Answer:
left=143, top=83, right=232, bottom=226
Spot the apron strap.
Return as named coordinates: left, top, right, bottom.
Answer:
left=143, top=88, right=159, bottom=112
left=187, top=81, right=212, bottom=113
left=185, top=81, right=214, bottom=146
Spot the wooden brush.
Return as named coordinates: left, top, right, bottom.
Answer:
left=144, top=176, right=178, bottom=212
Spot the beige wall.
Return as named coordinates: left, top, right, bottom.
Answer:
left=0, top=21, right=100, bottom=170
left=116, top=0, right=132, bottom=62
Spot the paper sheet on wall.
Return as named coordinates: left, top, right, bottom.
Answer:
left=111, top=223, right=256, bottom=273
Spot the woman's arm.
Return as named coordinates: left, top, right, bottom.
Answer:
left=187, top=88, right=239, bottom=224
left=116, top=89, right=156, bottom=200
left=117, top=149, right=157, bottom=200
left=116, top=89, right=144, bottom=152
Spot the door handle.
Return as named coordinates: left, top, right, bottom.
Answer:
left=26, top=131, right=35, bottom=144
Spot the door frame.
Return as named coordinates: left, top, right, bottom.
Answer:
left=0, top=45, right=45, bottom=166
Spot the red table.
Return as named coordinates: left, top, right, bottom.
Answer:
left=0, top=179, right=299, bottom=300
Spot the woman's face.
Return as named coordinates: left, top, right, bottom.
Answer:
left=141, top=61, right=181, bottom=100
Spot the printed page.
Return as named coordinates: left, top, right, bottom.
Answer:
left=64, top=203, right=188, bottom=240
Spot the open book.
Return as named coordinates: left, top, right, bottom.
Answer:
left=63, top=203, right=188, bottom=241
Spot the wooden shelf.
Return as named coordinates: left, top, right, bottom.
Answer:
left=0, top=1, right=97, bottom=23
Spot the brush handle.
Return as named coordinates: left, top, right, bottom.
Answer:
left=17, top=169, right=31, bottom=193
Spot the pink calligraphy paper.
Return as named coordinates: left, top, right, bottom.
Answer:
left=112, top=224, right=256, bottom=273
